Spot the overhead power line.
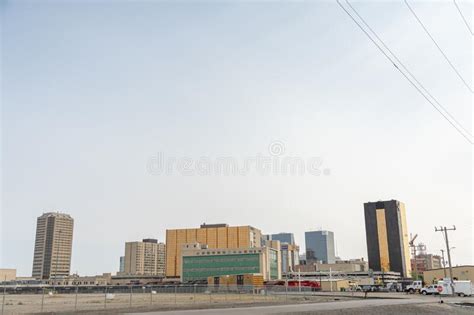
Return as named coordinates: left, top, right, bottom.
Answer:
left=343, top=0, right=472, bottom=140
left=453, top=0, right=474, bottom=36
left=404, top=0, right=473, bottom=93
left=336, top=0, right=473, bottom=144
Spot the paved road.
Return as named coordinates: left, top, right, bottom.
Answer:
left=128, top=297, right=434, bottom=315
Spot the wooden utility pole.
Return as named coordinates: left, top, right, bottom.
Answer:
left=435, top=226, right=456, bottom=296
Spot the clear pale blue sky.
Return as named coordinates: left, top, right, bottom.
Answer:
left=1, top=0, right=472, bottom=276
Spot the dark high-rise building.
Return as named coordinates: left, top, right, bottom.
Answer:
left=305, top=230, right=335, bottom=264
left=364, top=200, right=411, bottom=278
left=119, top=256, right=125, bottom=273
left=263, top=233, right=295, bottom=245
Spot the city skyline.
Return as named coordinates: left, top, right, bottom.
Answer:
left=10, top=205, right=465, bottom=278
left=2, top=1, right=472, bottom=276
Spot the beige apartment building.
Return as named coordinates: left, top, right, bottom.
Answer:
left=0, top=269, right=16, bottom=281
left=32, top=212, right=74, bottom=279
left=123, top=239, right=165, bottom=276
left=166, top=224, right=262, bottom=277
left=281, top=243, right=300, bottom=274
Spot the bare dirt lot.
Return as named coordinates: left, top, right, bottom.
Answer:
left=1, top=292, right=351, bottom=314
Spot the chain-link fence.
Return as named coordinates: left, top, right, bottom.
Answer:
left=1, top=284, right=323, bottom=314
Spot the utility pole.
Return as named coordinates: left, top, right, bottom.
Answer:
left=409, top=234, right=418, bottom=280
left=435, top=226, right=456, bottom=296
left=412, top=246, right=417, bottom=280
left=440, top=249, right=447, bottom=278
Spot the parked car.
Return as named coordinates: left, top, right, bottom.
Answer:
left=405, top=280, right=423, bottom=293
left=420, top=285, right=441, bottom=295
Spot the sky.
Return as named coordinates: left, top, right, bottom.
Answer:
left=1, top=0, right=472, bottom=276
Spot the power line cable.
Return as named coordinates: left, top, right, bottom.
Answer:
left=344, top=0, right=472, bottom=139
left=404, top=0, right=473, bottom=93
left=336, top=0, right=473, bottom=144
left=453, top=0, right=474, bottom=36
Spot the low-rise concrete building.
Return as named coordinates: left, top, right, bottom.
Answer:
left=423, top=265, right=474, bottom=284
left=295, top=258, right=368, bottom=273
left=207, top=274, right=264, bottom=287
left=46, top=273, right=112, bottom=286
left=320, top=279, right=350, bottom=292
left=110, top=274, right=164, bottom=286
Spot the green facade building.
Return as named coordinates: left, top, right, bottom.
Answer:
left=180, top=244, right=280, bottom=282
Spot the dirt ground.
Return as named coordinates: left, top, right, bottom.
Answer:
left=1, top=292, right=350, bottom=314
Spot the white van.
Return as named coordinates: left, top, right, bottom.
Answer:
left=437, top=279, right=473, bottom=297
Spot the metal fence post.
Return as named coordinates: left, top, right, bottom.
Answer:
left=193, top=284, right=196, bottom=304
left=174, top=285, right=177, bottom=305
left=150, top=287, right=153, bottom=305
left=104, top=285, right=107, bottom=309
left=74, top=286, right=78, bottom=311
left=129, top=286, right=132, bottom=307
left=285, top=284, right=288, bottom=302
left=41, top=288, right=45, bottom=312
left=2, top=277, right=6, bottom=315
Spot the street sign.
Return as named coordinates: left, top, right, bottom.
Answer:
left=437, top=286, right=443, bottom=293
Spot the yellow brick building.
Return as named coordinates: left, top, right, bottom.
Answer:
left=165, top=224, right=262, bottom=277
left=423, top=265, right=474, bottom=284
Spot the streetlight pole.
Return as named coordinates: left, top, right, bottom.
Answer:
left=409, top=234, right=418, bottom=280
left=412, top=245, right=417, bottom=280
